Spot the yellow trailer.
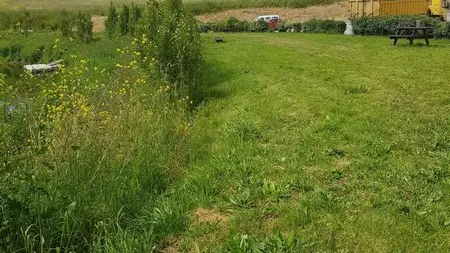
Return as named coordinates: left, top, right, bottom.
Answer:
left=348, top=0, right=430, bottom=18
left=427, top=0, right=450, bottom=20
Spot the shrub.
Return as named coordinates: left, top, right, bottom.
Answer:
left=136, top=0, right=201, bottom=98
left=226, top=16, right=250, bottom=32
left=433, top=21, right=450, bottom=38
left=352, top=16, right=438, bottom=36
left=129, top=2, right=142, bottom=36
left=198, top=23, right=212, bottom=33
left=291, top=22, right=303, bottom=32
left=302, top=19, right=346, bottom=34
left=249, top=19, right=268, bottom=32
left=0, top=44, right=22, bottom=62
left=75, top=12, right=93, bottom=43
left=59, top=10, right=72, bottom=37
left=119, top=4, right=130, bottom=35
left=105, top=1, right=119, bottom=38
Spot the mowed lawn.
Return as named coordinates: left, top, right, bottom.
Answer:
left=179, top=33, right=450, bottom=251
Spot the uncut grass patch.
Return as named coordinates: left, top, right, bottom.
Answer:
left=0, top=0, right=342, bottom=14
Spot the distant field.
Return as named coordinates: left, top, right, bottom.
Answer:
left=0, top=0, right=341, bottom=13
left=0, top=0, right=146, bottom=10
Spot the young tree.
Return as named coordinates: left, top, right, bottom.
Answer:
left=119, top=5, right=130, bottom=36
left=136, top=0, right=201, bottom=98
left=75, top=12, right=93, bottom=43
left=59, top=9, right=72, bottom=37
left=105, top=1, right=118, bottom=38
left=129, top=2, right=141, bottom=36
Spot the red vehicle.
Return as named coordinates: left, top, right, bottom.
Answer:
left=267, top=19, right=280, bottom=30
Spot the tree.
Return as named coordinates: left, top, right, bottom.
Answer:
left=119, top=5, right=130, bottom=36
left=75, top=12, right=93, bottom=43
left=59, top=9, right=72, bottom=37
left=105, top=1, right=118, bottom=38
left=129, top=3, right=141, bottom=36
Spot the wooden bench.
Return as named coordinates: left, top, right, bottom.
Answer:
left=389, top=27, right=433, bottom=46
left=215, top=37, right=224, bottom=43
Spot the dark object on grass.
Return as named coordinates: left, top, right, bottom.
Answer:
left=215, top=37, right=224, bottom=43
left=389, top=26, right=433, bottom=46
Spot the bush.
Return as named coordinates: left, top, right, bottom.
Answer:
left=291, top=23, right=303, bottom=33
left=136, top=0, right=201, bottom=98
left=352, top=16, right=439, bottom=36
left=249, top=19, right=268, bottom=32
left=197, top=19, right=344, bottom=34
left=119, top=5, right=130, bottom=36
left=129, top=2, right=142, bottom=36
left=226, top=16, right=250, bottom=32
left=433, top=21, right=450, bottom=38
left=198, top=23, right=212, bottom=33
left=105, top=1, right=119, bottom=38
left=302, top=19, right=346, bottom=34
left=75, top=12, right=93, bottom=43
left=59, top=10, right=72, bottom=37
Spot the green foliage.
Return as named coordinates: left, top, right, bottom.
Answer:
left=75, top=12, right=93, bottom=43
left=105, top=1, right=119, bottom=38
left=352, top=16, right=444, bottom=36
left=0, top=1, right=203, bottom=250
left=119, top=4, right=130, bottom=36
left=198, top=18, right=345, bottom=34
left=0, top=44, right=22, bottom=62
left=105, top=2, right=142, bottom=38
left=136, top=0, right=201, bottom=98
left=302, top=19, right=346, bottom=34
left=129, top=2, right=142, bottom=36
left=226, top=16, right=250, bottom=32
left=248, top=20, right=268, bottom=32
left=431, top=21, right=450, bottom=38
left=199, top=19, right=268, bottom=33
left=224, top=233, right=302, bottom=252
left=59, top=10, right=72, bottom=37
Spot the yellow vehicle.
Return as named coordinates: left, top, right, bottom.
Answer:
left=427, top=0, right=450, bottom=20
left=348, top=0, right=429, bottom=18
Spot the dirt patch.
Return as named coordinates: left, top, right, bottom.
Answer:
left=92, top=16, right=106, bottom=33
left=189, top=208, right=231, bottom=250
left=192, top=208, right=229, bottom=224
left=160, top=235, right=181, bottom=253
left=196, top=2, right=349, bottom=23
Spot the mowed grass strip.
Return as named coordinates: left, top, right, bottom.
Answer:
left=180, top=33, right=450, bottom=251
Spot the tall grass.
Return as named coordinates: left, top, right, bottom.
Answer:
left=0, top=0, right=341, bottom=15
left=0, top=0, right=201, bottom=251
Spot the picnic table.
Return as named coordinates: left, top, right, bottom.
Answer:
left=389, top=26, right=433, bottom=46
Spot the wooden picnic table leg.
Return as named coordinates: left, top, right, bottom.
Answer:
left=393, top=38, right=398, bottom=46
left=424, top=29, right=430, bottom=46
left=409, top=38, right=413, bottom=46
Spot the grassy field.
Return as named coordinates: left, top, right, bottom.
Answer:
left=169, top=33, right=450, bottom=251
left=2, top=20, right=450, bottom=251
left=0, top=0, right=341, bottom=13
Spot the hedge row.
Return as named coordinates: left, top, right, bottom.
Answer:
left=198, top=17, right=346, bottom=34
left=352, top=16, right=450, bottom=38
left=199, top=16, right=450, bottom=38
